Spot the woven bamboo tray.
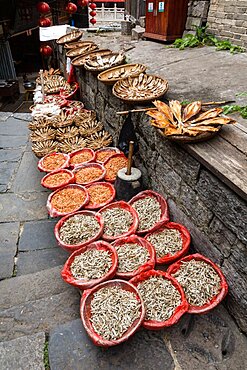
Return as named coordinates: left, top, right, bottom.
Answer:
left=84, top=53, right=126, bottom=73
left=157, top=127, right=221, bottom=143
left=72, top=49, right=112, bottom=67
left=56, top=30, right=83, bottom=45
left=64, top=40, right=95, bottom=49
left=30, top=127, right=57, bottom=142
left=85, top=131, right=113, bottom=150
left=32, top=140, right=59, bottom=158
left=66, top=44, right=98, bottom=59
left=56, top=126, right=79, bottom=142
left=98, top=63, right=147, bottom=85
left=79, top=120, right=104, bottom=137
left=58, top=137, right=87, bottom=153
left=112, top=73, right=169, bottom=104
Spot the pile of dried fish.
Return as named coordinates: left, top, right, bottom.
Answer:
left=84, top=53, right=125, bottom=72
left=137, top=276, right=181, bottom=321
left=98, top=64, right=146, bottom=83
left=146, top=229, right=183, bottom=258
left=79, top=120, right=103, bottom=137
left=56, top=30, right=83, bottom=45
left=70, top=249, right=112, bottom=280
left=36, top=68, right=62, bottom=84
left=90, top=286, right=141, bottom=340
left=147, top=100, right=236, bottom=137
left=30, top=127, right=56, bottom=142
left=56, top=126, right=79, bottom=141
left=58, top=137, right=87, bottom=153
left=66, top=43, right=98, bottom=58
left=101, top=208, right=133, bottom=237
left=113, top=73, right=168, bottom=102
left=32, top=140, right=58, bottom=158
left=115, top=244, right=149, bottom=273
left=85, top=131, right=113, bottom=150
left=131, top=196, right=161, bottom=232
left=72, top=49, right=112, bottom=67
left=171, top=260, right=221, bottom=306
left=59, top=214, right=101, bottom=245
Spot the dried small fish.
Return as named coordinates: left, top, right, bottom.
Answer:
left=90, top=286, right=141, bottom=340
left=115, top=243, right=149, bottom=273
left=131, top=196, right=161, bottom=231
left=70, top=249, right=112, bottom=280
left=146, top=229, right=183, bottom=258
left=101, top=207, right=133, bottom=237
left=153, top=100, right=175, bottom=124
left=189, top=108, right=223, bottom=123
left=169, top=100, right=182, bottom=125
left=182, top=101, right=202, bottom=122
left=172, top=260, right=221, bottom=306
left=137, top=276, right=181, bottom=321
left=59, top=214, right=100, bottom=245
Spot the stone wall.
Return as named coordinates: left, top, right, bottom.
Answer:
left=185, top=0, right=210, bottom=31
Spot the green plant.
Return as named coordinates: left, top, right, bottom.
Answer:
left=222, top=105, right=247, bottom=119
left=44, top=339, right=50, bottom=370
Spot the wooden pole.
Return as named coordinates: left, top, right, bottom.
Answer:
left=40, top=69, right=45, bottom=103
left=126, top=141, right=134, bottom=175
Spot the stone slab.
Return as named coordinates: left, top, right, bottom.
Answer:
left=0, top=222, right=19, bottom=279
left=0, top=148, right=23, bottom=162
left=0, top=332, right=45, bottom=370
left=0, top=265, right=68, bottom=310
left=0, top=289, right=80, bottom=342
left=0, top=136, right=28, bottom=149
left=0, top=161, right=18, bottom=187
left=0, top=192, right=48, bottom=222
left=12, top=151, right=47, bottom=193
left=16, top=247, right=68, bottom=276
left=48, top=319, right=174, bottom=370
left=19, top=220, right=58, bottom=251
left=0, top=117, right=28, bottom=136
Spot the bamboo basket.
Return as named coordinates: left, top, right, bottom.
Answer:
left=64, top=40, right=95, bottom=49
left=72, top=49, right=112, bottom=68
left=66, top=44, right=98, bottom=59
left=98, top=63, right=147, bottom=85
left=85, top=131, right=113, bottom=150
left=30, top=127, right=57, bottom=142
left=78, top=120, right=104, bottom=137
left=74, top=111, right=97, bottom=127
left=58, top=137, right=87, bottom=153
left=84, top=53, right=126, bottom=73
left=32, top=140, right=59, bottom=158
left=56, top=30, right=83, bottom=45
left=56, top=126, right=79, bottom=142
left=157, top=127, right=221, bottom=143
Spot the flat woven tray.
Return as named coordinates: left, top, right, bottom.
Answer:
left=157, top=127, right=221, bottom=143
left=84, top=53, right=126, bottom=73
left=112, top=73, right=169, bottom=103
left=64, top=40, right=95, bottom=49
left=56, top=30, right=83, bottom=45
left=66, top=43, right=98, bottom=58
left=72, top=49, right=112, bottom=67
left=98, top=63, right=147, bottom=85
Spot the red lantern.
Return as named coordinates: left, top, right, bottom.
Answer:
left=77, top=0, right=89, bottom=6
left=90, top=18, right=97, bottom=25
left=89, top=2, right=96, bottom=10
left=39, top=17, right=51, bottom=27
left=66, top=2, right=77, bottom=14
left=40, top=45, right=53, bottom=56
left=37, top=2, right=50, bottom=14
left=90, top=10, right=96, bottom=17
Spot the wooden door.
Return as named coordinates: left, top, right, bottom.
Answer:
left=145, top=0, right=157, bottom=34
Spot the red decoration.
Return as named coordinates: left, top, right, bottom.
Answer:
left=37, top=2, right=50, bottom=14
left=90, top=18, right=97, bottom=25
left=39, top=17, right=51, bottom=27
left=90, top=10, right=96, bottom=17
left=77, top=0, right=89, bottom=6
left=89, top=2, right=96, bottom=10
left=66, top=2, right=77, bottom=14
left=40, top=45, right=53, bottom=56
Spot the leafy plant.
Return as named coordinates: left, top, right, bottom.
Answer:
left=222, top=105, right=247, bottom=119
left=44, top=339, right=50, bottom=370
left=172, top=26, right=245, bottom=54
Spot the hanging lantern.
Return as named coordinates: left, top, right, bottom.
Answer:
left=37, top=2, right=50, bottom=14
left=89, top=2, right=96, bottom=10
left=40, top=45, right=53, bottom=56
left=90, top=18, right=97, bottom=25
left=66, top=2, right=77, bottom=14
left=90, top=10, right=96, bottom=17
left=39, top=17, right=51, bottom=27
left=77, top=0, right=89, bottom=6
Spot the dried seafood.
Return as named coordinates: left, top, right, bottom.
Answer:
left=74, top=111, right=97, bottom=127
left=53, top=110, right=74, bottom=128
left=42, top=153, right=68, bottom=171
left=43, top=172, right=72, bottom=188
left=30, top=127, right=56, bottom=142
left=66, top=43, right=98, bottom=58
left=32, top=140, right=58, bottom=158
left=137, top=276, right=181, bottom=321
left=104, top=155, right=128, bottom=182
left=36, top=68, right=62, bottom=84
left=95, top=148, right=120, bottom=163
left=59, top=214, right=101, bottom=245
left=72, top=49, right=112, bottom=67
left=66, top=100, right=84, bottom=111
left=43, top=95, right=67, bottom=107
left=56, top=30, right=83, bottom=45
left=87, top=184, right=113, bottom=207
left=64, top=40, right=95, bottom=49
left=70, top=150, right=94, bottom=166
left=78, top=120, right=103, bottom=137
left=113, top=73, right=169, bottom=102
left=146, top=229, right=183, bottom=258
left=56, top=126, right=79, bottom=141
left=98, top=63, right=146, bottom=84
left=101, top=207, right=133, bottom=237
left=86, top=131, right=113, bottom=150
left=84, top=52, right=125, bottom=72
left=28, top=116, right=54, bottom=130
left=58, top=137, right=87, bottom=153
left=115, top=243, right=149, bottom=273
left=131, top=196, right=162, bottom=232
left=90, top=286, right=141, bottom=340
left=147, top=100, right=236, bottom=137
left=171, top=260, right=221, bottom=306
left=74, top=166, right=104, bottom=184
left=70, top=249, right=112, bottom=280
left=50, top=187, right=87, bottom=214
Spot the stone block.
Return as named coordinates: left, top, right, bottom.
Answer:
left=208, top=217, right=237, bottom=258
left=190, top=1, right=210, bottom=18
left=155, top=156, right=182, bottom=201
left=95, top=92, right=105, bottom=122
left=132, top=26, right=145, bottom=40
left=49, top=319, right=174, bottom=370
left=0, top=222, right=19, bottom=279
left=139, top=16, right=146, bottom=28
left=186, top=16, right=203, bottom=29
left=137, top=134, right=159, bottom=172
left=0, top=136, right=28, bottom=149
left=88, top=72, right=98, bottom=93
left=0, top=161, right=18, bottom=189
left=18, top=220, right=58, bottom=251
left=0, top=117, right=28, bottom=136
left=0, top=332, right=45, bottom=370
left=0, top=148, right=23, bottom=162
left=134, top=112, right=156, bottom=149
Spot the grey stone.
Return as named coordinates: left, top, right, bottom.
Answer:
left=95, top=92, right=106, bottom=122
left=0, top=289, right=80, bottom=342
left=49, top=319, right=174, bottom=370
left=0, top=332, right=45, bottom=370
left=0, top=222, right=19, bottom=279
left=0, top=117, right=28, bottom=136
left=132, top=26, right=145, bottom=40
left=0, top=136, right=28, bottom=149
left=16, top=247, right=68, bottom=276
left=165, top=305, right=247, bottom=369
left=208, top=217, right=237, bottom=258
left=0, top=161, right=18, bottom=187
left=155, top=156, right=182, bottom=200
left=11, top=151, right=47, bottom=193
left=186, top=16, right=203, bottom=29
left=0, top=148, right=23, bottom=162
left=19, top=220, right=58, bottom=251
left=137, top=134, right=159, bottom=171
left=0, top=265, right=68, bottom=310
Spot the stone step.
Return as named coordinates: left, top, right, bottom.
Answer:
left=0, top=332, right=45, bottom=370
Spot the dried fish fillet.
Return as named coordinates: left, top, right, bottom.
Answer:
left=191, top=117, right=233, bottom=126
left=169, top=100, right=182, bottom=124
left=189, top=108, right=223, bottom=123
left=182, top=101, right=202, bottom=122
left=153, top=101, right=175, bottom=124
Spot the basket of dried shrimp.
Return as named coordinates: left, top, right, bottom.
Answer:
left=61, top=240, right=117, bottom=288
left=167, top=254, right=228, bottom=314
left=38, top=152, right=70, bottom=172
left=84, top=52, right=126, bottom=73
left=98, top=63, right=147, bottom=85
left=41, top=169, right=75, bottom=190
left=32, top=140, right=58, bottom=158
left=112, top=235, right=156, bottom=280
left=146, top=100, right=236, bottom=143
left=72, top=49, right=112, bottom=68
left=130, top=270, right=188, bottom=330
left=80, top=279, right=145, bottom=346
left=129, top=190, right=169, bottom=235
left=145, top=222, right=190, bottom=265
left=73, top=163, right=106, bottom=186
left=54, top=210, right=104, bottom=253
left=69, top=148, right=96, bottom=168
left=95, top=147, right=121, bottom=164
left=56, top=30, right=83, bottom=45
left=112, top=73, right=169, bottom=103
left=85, top=182, right=116, bottom=210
